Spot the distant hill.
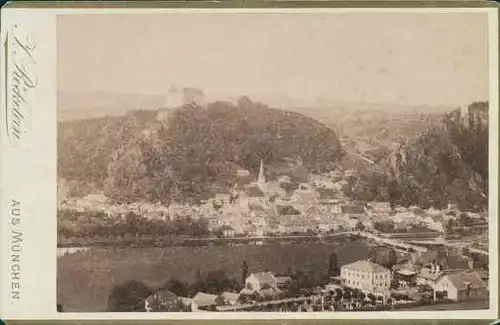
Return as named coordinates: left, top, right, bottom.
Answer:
left=268, top=99, right=451, bottom=170
left=58, top=98, right=344, bottom=204
left=284, top=105, right=446, bottom=148
left=345, top=101, right=489, bottom=211
left=58, top=91, right=171, bottom=121
left=58, top=87, right=206, bottom=121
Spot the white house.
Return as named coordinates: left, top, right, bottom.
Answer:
left=434, top=271, right=488, bottom=302
left=245, top=272, right=278, bottom=291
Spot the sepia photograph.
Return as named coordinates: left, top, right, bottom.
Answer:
left=56, top=11, right=493, bottom=315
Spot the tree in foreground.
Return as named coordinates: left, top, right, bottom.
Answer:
left=242, top=260, right=249, bottom=285
left=163, top=278, right=189, bottom=297
left=107, top=280, right=153, bottom=312
left=328, top=252, right=339, bottom=276
left=369, top=246, right=398, bottom=269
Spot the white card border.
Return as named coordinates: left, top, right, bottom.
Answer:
left=0, top=6, right=498, bottom=320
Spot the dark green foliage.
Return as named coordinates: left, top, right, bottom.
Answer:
left=242, top=260, right=248, bottom=285
left=59, top=100, right=343, bottom=204
left=204, top=270, right=239, bottom=295
left=288, top=269, right=325, bottom=290
left=355, top=221, right=365, bottom=231
left=163, top=278, right=189, bottom=297
left=57, top=209, right=210, bottom=241
left=280, top=181, right=300, bottom=195
left=107, top=280, right=153, bottom=312
left=346, top=102, right=488, bottom=211
left=369, top=246, right=398, bottom=269
left=328, top=252, right=339, bottom=276
left=187, top=270, right=241, bottom=296
left=435, top=290, right=447, bottom=300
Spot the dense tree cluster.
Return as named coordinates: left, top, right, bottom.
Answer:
left=369, top=246, right=398, bottom=269
left=345, top=102, right=488, bottom=211
left=59, top=99, right=343, bottom=205
left=57, top=210, right=210, bottom=241
left=107, top=280, right=153, bottom=312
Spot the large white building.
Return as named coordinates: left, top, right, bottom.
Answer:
left=340, top=260, right=392, bottom=295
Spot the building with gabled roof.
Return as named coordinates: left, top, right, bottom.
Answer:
left=245, top=272, right=278, bottom=292
left=192, top=292, right=220, bottom=309
left=144, top=288, right=178, bottom=312
left=343, top=260, right=388, bottom=273
left=434, top=271, right=488, bottom=302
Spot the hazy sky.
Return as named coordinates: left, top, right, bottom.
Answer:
left=58, top=12, right=489, bottom=107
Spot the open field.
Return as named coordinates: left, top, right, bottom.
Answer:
left=57, top=240, right=370, bottom=312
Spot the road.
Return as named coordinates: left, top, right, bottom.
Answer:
left=403, top=238, right=488, bottom=256
left=356, top=231, right=428, bottom=253
left=393, top=299, right=489, bottom=311
left=58, top=230, right=487, bottom=257
left=57, top=231, right=355, bottom=248
left=344, top=150, right=376, bottom=165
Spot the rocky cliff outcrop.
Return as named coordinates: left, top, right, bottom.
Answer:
left=347, top=101, right=489, bottom=211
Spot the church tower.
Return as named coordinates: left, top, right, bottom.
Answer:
left=258, top=159, right=266, bottom=184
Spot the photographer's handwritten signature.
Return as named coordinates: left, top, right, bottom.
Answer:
left=4, top=24, right=37, bottom=143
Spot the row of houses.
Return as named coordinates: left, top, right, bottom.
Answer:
left=60, top=194, right=196, bottom=221
left=209, top=203, right=464, bottom=238
left=392, top=249, right=489, bottom=302
left=60, top=193, right=459, bottom=235
left=210, top=207, right=367, bottom=237
left=61, top=175, right=487, bottom=240
left=143, top=251, right=488, bottom=313
left=144, top=272, right=293, bottom=312
left=336, top=255, right=488, bottom=303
